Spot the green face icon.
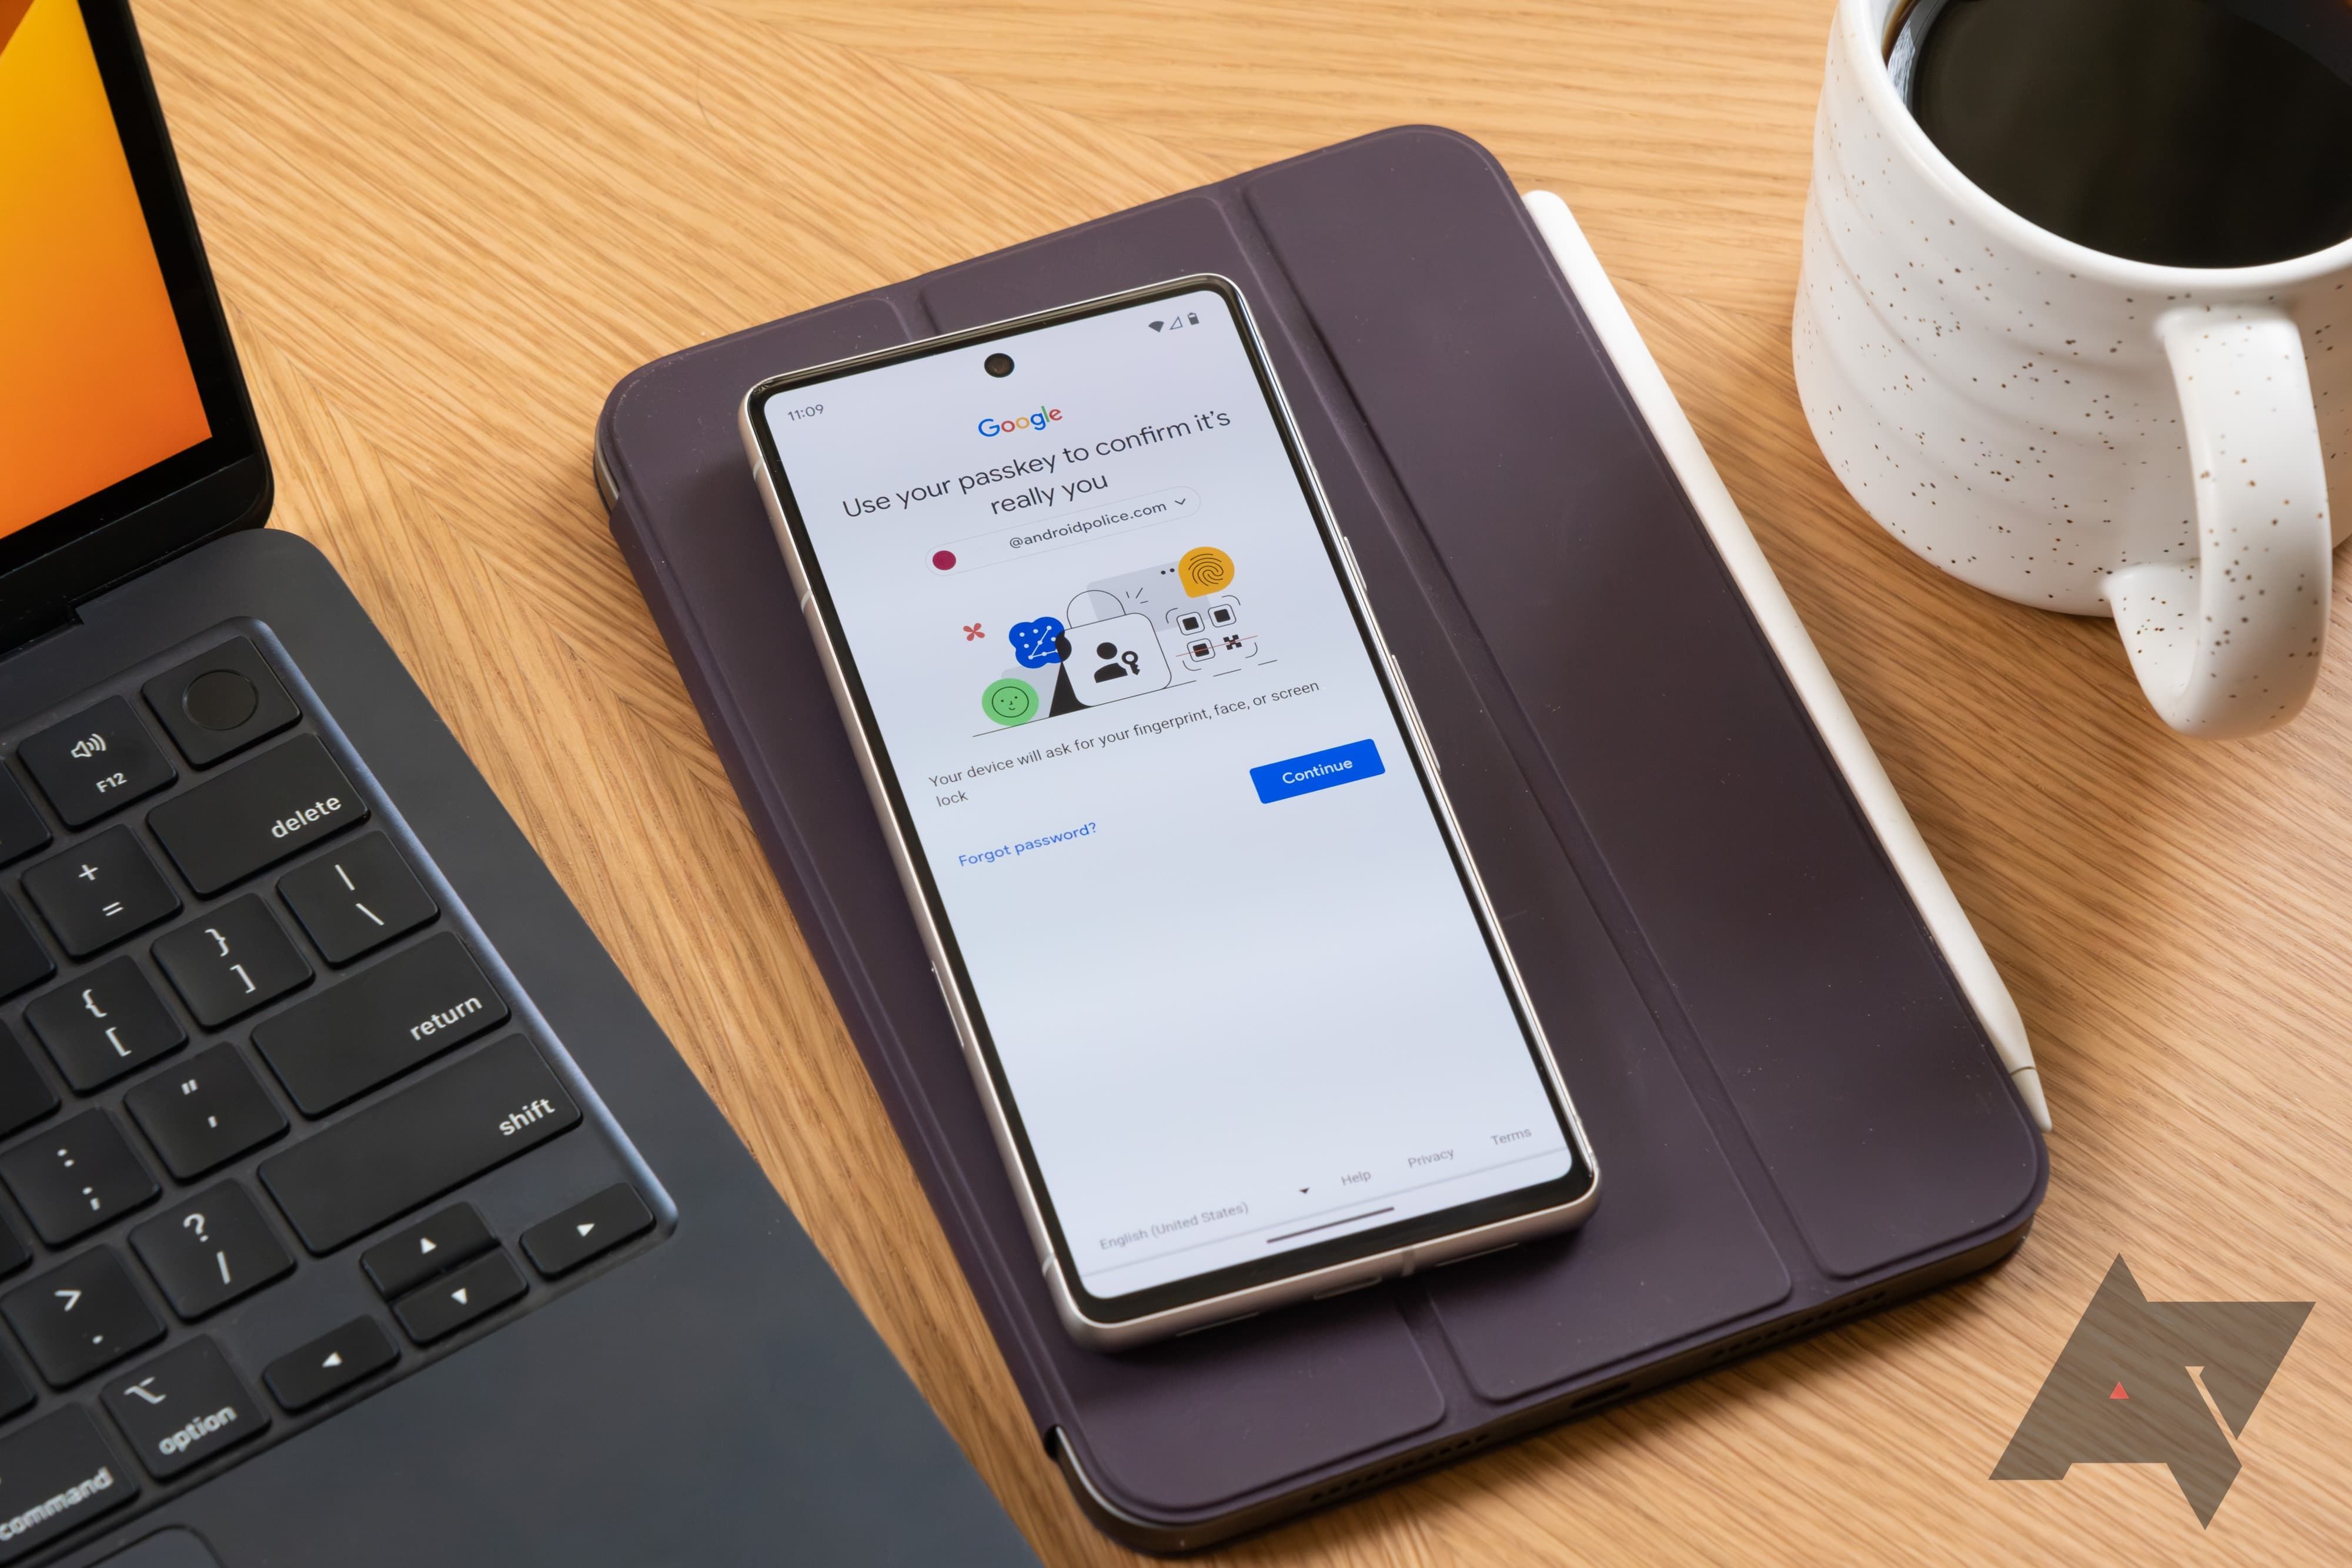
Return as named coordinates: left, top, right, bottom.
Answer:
left=981, top=677, right=1039, bottom=727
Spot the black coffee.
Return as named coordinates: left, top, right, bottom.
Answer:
left=1890, top=0, right=2352, bottom=268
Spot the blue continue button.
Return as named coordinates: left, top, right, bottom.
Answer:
left=1250, top=738, right=1385, bottom=804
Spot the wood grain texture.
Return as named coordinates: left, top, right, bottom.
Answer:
left=133, top=1, right=2346, bottom=1560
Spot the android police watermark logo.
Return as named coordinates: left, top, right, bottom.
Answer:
left=1992, top=1257, right=2311, bottom=1525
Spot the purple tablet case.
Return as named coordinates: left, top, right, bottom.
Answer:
left=593, top=127, right=2046, bottom=1552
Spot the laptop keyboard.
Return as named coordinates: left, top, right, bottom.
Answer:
left=0, top=629, right=662, bottom=1562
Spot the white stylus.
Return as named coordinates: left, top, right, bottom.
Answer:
left=1523, top=190, right=2052, bottom=1134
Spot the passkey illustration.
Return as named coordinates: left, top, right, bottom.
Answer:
left=1051, top=613, right=1170, bottom=711
left=1165, top=589, right=1254, bottom=673
left=977, top=546, right=1260, bottom=727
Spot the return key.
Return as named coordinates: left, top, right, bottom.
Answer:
left=255, top=932, right=508, bottom=1114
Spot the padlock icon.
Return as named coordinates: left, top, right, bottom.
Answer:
left=1054, top=611, right=1171, bottom=709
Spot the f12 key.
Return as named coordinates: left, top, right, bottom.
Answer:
left=19, top=697, right=175, bottom=828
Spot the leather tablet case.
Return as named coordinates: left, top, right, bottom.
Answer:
left=594, top=126, right=2046, bottom=1552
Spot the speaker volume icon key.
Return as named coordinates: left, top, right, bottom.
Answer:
left=22, top=698, right=176, bottom=825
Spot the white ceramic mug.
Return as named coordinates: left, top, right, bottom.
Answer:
left=1795, top=0, right=2352, bottom=738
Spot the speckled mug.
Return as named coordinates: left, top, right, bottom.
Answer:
left=1795, top=0, right=2352, bottom=738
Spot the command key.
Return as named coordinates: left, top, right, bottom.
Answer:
left=0, top=1406, right=136, bottom=1562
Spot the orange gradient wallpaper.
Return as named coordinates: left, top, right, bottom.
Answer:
left=1, top=0, right=209, bottom=540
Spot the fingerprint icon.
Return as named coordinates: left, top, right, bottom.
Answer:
left=1177, top=546, right=1235, bottom=599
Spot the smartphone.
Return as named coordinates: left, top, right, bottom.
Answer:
left=740, top=275, right=1598, bottom=1349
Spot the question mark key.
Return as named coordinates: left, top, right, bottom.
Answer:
left=130, top=1184, right=293, bottom=1318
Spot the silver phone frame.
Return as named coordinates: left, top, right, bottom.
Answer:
left=738, top=275, right=1599, bottom=1349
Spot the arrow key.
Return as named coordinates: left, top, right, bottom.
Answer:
left=263, top=1316, right=396, bottom=1412
left=360, top=1202, right=492, bottom=1299
left=392, top=1247, right=523, bottom=1343
left=520, top=1184, right=654, bottom=1278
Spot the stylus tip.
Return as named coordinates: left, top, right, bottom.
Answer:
left=2012, top=1065, right=2052, bottom=1134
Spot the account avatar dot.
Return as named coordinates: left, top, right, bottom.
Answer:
left=981, top=678, right=1039, bottom=727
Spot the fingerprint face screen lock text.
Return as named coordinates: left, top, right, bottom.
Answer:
left=766, top=287, right=1575, bottom=1304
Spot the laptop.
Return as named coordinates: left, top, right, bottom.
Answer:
left=0, top=4, right=1038, bottom=1563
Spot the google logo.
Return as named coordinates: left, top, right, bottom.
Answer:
left=978, top=407, right=1062, bottom=436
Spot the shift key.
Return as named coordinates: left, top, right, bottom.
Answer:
left=256, top=933, right=507, bottom=1114
left=148, top=735, right=368, bottom=897
left=261, top=1036, right=579, bottom=1252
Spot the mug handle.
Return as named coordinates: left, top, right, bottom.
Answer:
left=2103, top=308, right=2333, bottom=738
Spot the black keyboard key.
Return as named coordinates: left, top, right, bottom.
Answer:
left=278, top=833, right=438, bottom=964
left=522, top=1184, right=654, bottom=1278
left=0, top=1216, right=24, bottom=1279
left=254, top=933, right=507, bottom=1115
left=142, top=638, right=301, bottom=768
left=101, top=1336, right=270, bottom=1478
left=0, top=1110, right=159, bottom=1245
left=260, top=1036, right=579, bottom=1253
left=147, top=736, right=366, bottom=897
left=392, top=1247, right=525, bottom=1343
left=0, top=1350, right=27, bottom=1420
left=0, top=896, right=52, bottom=1001
left=101, top=1527, right=216, bottom=1566
left=0, top=1024, right=58, bottom=1139
left=0, top=770, right=48, bottom=867
left=124, top=1045, right=288, bottom=1179
left=22, top=829, right=181, bottom=958
left=18, top=698, right=176, bottom=828
left=361, top=1203, right=493, bottom=1298
left=2, top=1248, right=165, bottom=1385
left=152, top=897, right=312, bottom=1027
left=0, top=1407, right=137, bottom=1561
left=24, top=958, right=185, bottom=1092
left=262, top=1316, right=396, bottom=1412
left=129, top=1183, right=293, bottom=1319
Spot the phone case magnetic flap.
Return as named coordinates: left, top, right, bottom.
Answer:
left=596, top=126, right=2046, bottom=1547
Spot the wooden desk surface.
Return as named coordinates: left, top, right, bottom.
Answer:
left=138, top=1, right=2348, bottom=1560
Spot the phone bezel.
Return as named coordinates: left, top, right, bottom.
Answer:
left=741, top=275, right=1597, bottom=1339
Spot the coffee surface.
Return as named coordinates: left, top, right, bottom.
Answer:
left=1898, top=0, right=2352, bottom=268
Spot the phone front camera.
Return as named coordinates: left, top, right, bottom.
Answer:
left=984, top=352, right=1015, bottom=378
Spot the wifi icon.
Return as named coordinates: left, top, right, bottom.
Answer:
left=1148, top=320, right=1165, bottom=333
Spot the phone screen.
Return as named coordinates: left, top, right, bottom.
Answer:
left=753, top=282, right=1585, bottom=1318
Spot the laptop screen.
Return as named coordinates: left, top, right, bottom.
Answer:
left=1, top=0, right=212, bottom=542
